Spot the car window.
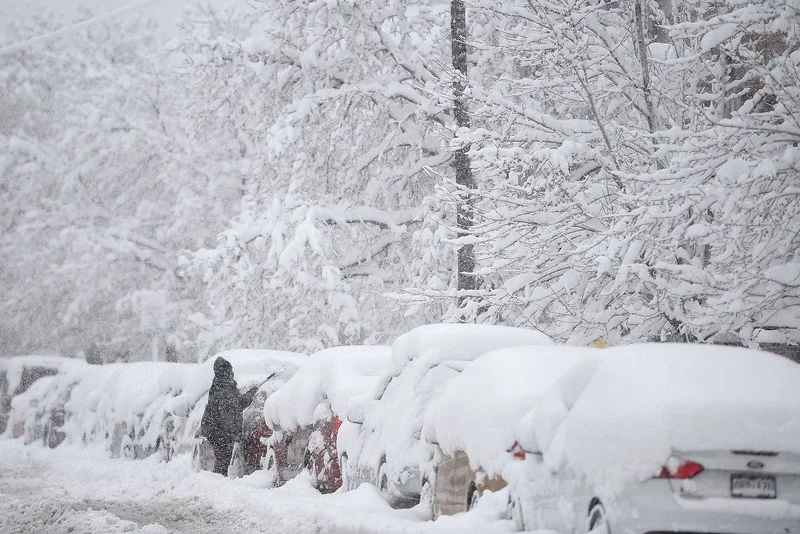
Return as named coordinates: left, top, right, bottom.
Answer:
left=17, top=367, right=59, bottom=395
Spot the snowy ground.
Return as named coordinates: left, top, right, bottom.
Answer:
left=0, top=439, right=525, bottom=534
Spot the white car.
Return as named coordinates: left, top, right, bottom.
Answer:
left=341, top=323, right=553, bottom=508
left=508, top=343, right=800, bottom=534
left=422, top=345, right=592, bottom=518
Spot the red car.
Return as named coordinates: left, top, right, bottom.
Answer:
left=263, top=416, right=343, bottom=493
left=262, top=346, right=391, bottom=493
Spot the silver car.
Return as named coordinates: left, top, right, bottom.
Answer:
left=510, top=343, right=800, bottom=534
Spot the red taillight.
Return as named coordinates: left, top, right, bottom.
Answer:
left=332, top=417, right=342, bottom=437
left=507, top=441, right=527, bottom=460
left=658, top=460, right=704, bottom=479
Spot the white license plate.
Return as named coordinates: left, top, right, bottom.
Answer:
left=731, top=474, right=776, bottom=499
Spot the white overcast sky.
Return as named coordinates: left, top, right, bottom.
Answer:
left=0, top=0, right=205, bottom=41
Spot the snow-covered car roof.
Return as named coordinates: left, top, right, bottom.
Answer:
left=165, top=349, right=306, bottom=417
left=350, top=325, right=556, bottom=475
left=527, top=343, right=800, bottom=482
left=423, top=344, right=592, bottom=475
left=1, top=355, right=85, bottom=395
left=65, top=361, right=191, bottom=421
left=389, top=323, right=553, bottom=374
left=263, top=345, right=391, bottom=432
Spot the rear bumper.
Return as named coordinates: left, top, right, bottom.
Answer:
left=610, top=479, right=800, bottom=534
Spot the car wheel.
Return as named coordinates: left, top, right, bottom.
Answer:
left=304, top=450, right=319, bottom=489
left=587, top=501, right=611, bottom=534
left=507, top=494, right=524, bottom=532
left=420, top=473, right=437, bottom=519
left=191, top=441, right=202, bottom=472
left=378, top=460, right=389, bottom=493
left=340, top=454, right=350, bottom=491
left=263, top=446, right=279, bottom=488
left=466, top=482, right=479, bottom=511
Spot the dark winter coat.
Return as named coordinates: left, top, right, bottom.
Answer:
left=200, top=358, right=243, bottom=444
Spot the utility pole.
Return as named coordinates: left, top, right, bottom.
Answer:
left=450, top=0, right=477, bottom=307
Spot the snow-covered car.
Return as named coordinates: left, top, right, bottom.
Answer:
left=1, top=355, right=84, bottom=438
left=341, top=324, right=553, bottom=508
left=508, top=343, right=800, bottom=534
left=239, top=362, right=302, bottom=475
left=60, top=361, right=192, bottom=459
left=422, top=345, right=591, bottom=518
left=263, top=345, right=391, bottom=492
left=182, top=349, right=306, bottom=473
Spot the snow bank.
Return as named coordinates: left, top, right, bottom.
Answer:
left=423, top=345, right=591, bottom=475
left=539, top=344, right=800, bottom=482
left=263, top=346, right=391, bottom=432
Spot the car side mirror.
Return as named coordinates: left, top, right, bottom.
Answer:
left=346, top=404, right=365, bottom=425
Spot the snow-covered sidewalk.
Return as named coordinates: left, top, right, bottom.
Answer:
left=0, top=440, right=524, bottom=534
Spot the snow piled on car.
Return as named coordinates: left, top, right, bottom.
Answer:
left=3, top=350, right=307, bottom=456
left=262, top=345, right=391, bottom=432
left=390, top=323, right=554, bottom=373
left=423, top=345, right=591, bottom=476
left=345, top=324, right=555, bottom=502
left=1, top=355, right=83, bottom=395
left=530, top=343, right=800, bottom=484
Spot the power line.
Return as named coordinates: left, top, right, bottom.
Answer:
left=0, top=0, right=164, bottom=56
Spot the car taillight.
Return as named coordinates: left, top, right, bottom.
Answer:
left=332, top=417, right=342, bottom=437
left=507, top=441, right=527, bottom=460
left=658, top=459, right=704, bottom=479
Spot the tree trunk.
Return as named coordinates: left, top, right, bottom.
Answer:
left=451, top=0, right=477, bottom=305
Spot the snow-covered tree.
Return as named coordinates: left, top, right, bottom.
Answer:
left=428, top=0, right=799, bottom=347
left=0, top=15, right=226, bottom=359
left=176, top=1, right=456, bottom=352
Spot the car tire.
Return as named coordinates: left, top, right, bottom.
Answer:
left=507, top=494, right=524, bottom=532
left=340, top=454, right=350, bottom=491
left=420, top=473, right=437, bottom=519
left=263, top=446, right=279, bottom=488
left=304, top=450, right=319, bottom=489
left=191, top=441, right=202, bottom=472
left=378, top=460, right=389, bottom=493
left=466, top=482, right=479, bottom=511
left=587, top=501, right=611, bottom=534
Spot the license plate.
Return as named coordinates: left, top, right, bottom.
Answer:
left=731, top=474, right=776, bottom=499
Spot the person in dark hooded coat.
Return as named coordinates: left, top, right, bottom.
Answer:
left=200, top=357, right=243, bottom=475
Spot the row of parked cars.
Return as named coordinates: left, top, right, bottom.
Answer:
left=3, top=324, right=800, bottom=534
